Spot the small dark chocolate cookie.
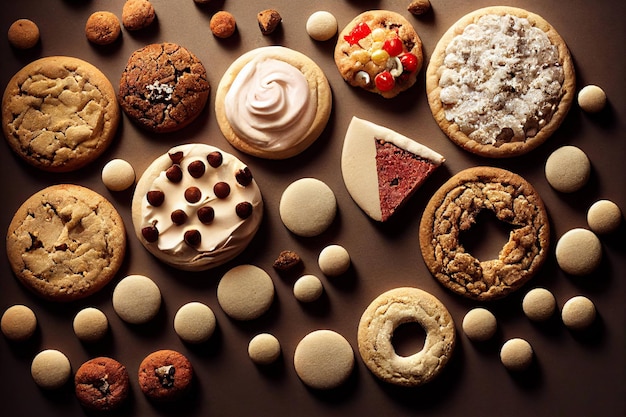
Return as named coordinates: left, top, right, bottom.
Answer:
left=138, top=350, right=193, bottom=402
left=75, top=357, right=130, bottom=411
left=118, top=42, right=210, bottom=133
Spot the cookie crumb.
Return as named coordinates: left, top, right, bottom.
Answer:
left=210, top=11, right=236, bottom=38
left=7, top=19, right=40, bottom=49
left=407, top=0, right=431, bottom=15
left=273, top=250, right=302, bottom=272
left=257, top=9, right=282, bottom=35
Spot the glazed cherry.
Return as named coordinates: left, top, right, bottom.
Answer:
left=344, top=22, right=371, bottom=45
left=383, top=37, right=403, bottom=57
left=400, top=53, right=419, bottom=73
left=375, top=71, right=395, bottom=92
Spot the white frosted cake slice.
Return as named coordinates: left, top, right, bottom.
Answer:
left=341, top=117, right=444, bottom=222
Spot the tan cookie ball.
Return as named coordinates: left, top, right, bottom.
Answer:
left=102, top=159, right=135, bottom=191
left=174, top=302, right=216, bottom=344
left=522, top=288, right=556, bottom=322
left=210, top=11, right=236, bottom=38
left=112, top=275, right=162, bottom=324
left=545, top=146, right=591, bottom=193
left=1, top=304, right=37, bottom=341
left=85, top=11, right=121, bottom=45
left=462, top=308, right=497, bottom=342
left=31, top=349, right=72, bottom=389
left=294, top=330, right=354, bottom=390
left=578, top=85, right=607, bottom=113
left=248, top=333, right=281, bottom=365
left=500, top=338, right=533, bottom=371
left=561, top=295, right=596, bottom=330
left=587, top=200, right=622, bottom=234
left=306, top=11, right=338, bottom=41
left=318, top=244, right=351, bottom=276
left=7, top=19, right=40, bottom=49
left=217, top=265, right=275, bottom=321
left=122, top=0, right=156, bottom=31
left=293, top=275, right=324, bottom=303
left=555, top=228, right=602, bottom=275
left=73, top=307, right=109, bottom=342
left=279, top=178, right=337, bottom=237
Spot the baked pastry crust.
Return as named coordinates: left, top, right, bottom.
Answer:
left=426, top=6, right=575, bottom=157
left=2, top=56, right=119, bottom=172
left=215, top=46, right=332, bottom=159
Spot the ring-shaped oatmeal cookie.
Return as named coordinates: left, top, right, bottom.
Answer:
left=357, top=287, right=455, bottom=387
left=419, top=167, right=550, bottom=301
left=426, top=6, right=575, bottom=157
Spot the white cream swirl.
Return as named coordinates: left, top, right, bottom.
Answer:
left=224, top=57, right=316, bottom=150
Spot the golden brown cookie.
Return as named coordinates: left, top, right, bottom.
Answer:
left=426, top=6, right=575, bottom=157
left=118, top=42, right=210, bottom=133
left=122, top=0, right=156, bottom=31
left=74, top=357, right=129, bottom=411
left=334, top=10, right=423, bottom=98
left=6, top=184, right=126, bottom=302
left=2, top=56, right=119, bottom=172
left=419, top=167, right=549, bottom=301
left=215, top=46, right=332, bottom=159
left=7, top=19, right=40, bottom=49
left=138, top=350, right=193, bottom=402
left=85, top=11, right=121, bottom=45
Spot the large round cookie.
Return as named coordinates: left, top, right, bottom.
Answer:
left=426, top=7, right=575, bottom=157
left=118, top=42, right=210, bottom=133
left=2, top=56, right=119, bottom=172
left=6, top=184, right=126, bottom=301
left=419, top=167, right=550, bottom=301
left=215, top=46, right=332, bottom=159
left=132, top=143, right=263, bottom=271
left=334, top=10, right=423, bottom=98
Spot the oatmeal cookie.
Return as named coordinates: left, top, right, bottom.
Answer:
left=426, top=6, right=575, bottom=157
left=419, top=167, right=549, bottom=301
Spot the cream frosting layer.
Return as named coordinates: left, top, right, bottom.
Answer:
left=224, top=56, right=316, bottom=151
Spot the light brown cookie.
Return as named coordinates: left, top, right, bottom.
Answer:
left=7, top=19, right=40, bottom=49
left=426, top=6, right=575, bottom=157
left=334, top=10, right=423, bottom=98
left=357, top=287, right=455, bottom=387
left=215, top=46, right=332, bottom=159
left=118, top=42, right=210, bottom=133
left=2, top=56, right=120, bottom=172
left=6, top=184, right=126, bottom=302
left=74, top=357, right=130, bottom=411
left=85, top=11, right=121, bottom=45
left=419, top=167, right=549, bottom=301
left=138, top=350, right=193, bottom=402
left=122, top=0, right=156, bottom=31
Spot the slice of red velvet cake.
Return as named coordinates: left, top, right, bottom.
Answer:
left=341, top=117, right=444, bottom=222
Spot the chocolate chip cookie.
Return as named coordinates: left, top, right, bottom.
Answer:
left=6, top=184, right=126, bottom=302
left=2, top=56, right=120, bottom=172
left=118, top=42, right=210, bottom=133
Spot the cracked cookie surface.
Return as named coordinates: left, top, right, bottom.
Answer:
left=1, top=56, right=119, bottom=172
left=75, top=357, right=130, bottom=411
left=6, top=184, right=126, bottom=302
left=118, top=42, right=210, bottom=133
left=419, top=167, right=549, bottom=301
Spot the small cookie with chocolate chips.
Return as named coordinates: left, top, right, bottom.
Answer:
left=138, top=350, right=193, bottom=402
left=75, top=357, right=130, bottom=411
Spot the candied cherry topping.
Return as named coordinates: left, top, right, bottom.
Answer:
left=184, top=230, right=201, bottom=247
left=185, top=187, right=202, bottom=203
left=383, top=37, right=403, bottom=57
left=188, top=160, right=206, bottom=178
left=214, top=182, right=231, bottom=199
left=236, top=202, right=253, bottom=219
left=166, top=165, right=183, bottom=183
left=142, top=224, right=159, bottom=242
left=171, top=209, right=188, bottom=225
left=400, top=53, right=419, bottom=73
left=344, top=22, right=371, bottom=45
left=375, top=71, right=395, bottom=92
left=235, top=167, right=253, bottom=186
left=207, top=151, right=223, bottom=168
left=197, top=206, right=215, bottom=224
left=147, top=190, right=165, bottom=207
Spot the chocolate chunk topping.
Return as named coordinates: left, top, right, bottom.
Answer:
left=235, top=167, right=253, bottom=186
left=155, top=365, right=176, bottom=388
left=214, top=182, right=231, bottom=199
left=185, top=187, right=202, bottom=203
left=197, top=206, right=215, bottom=224
left=236, top=201, right=253, bottom=219
left=184, top=229, right=201, bottom=246
left=169, top=151, right=184, bottom=164
left=166, top=165, right=183, bottom=183
left=142, top=225, right=159, bottom=242
left=188, top=160, right=206, bottom=178
left=171, top=209, right=188, bottom=225
left=147, top=190, right=165, bottom=207
left=207, top=151, right=223, bottom=168
left=273, top=250, right=302, bottom=271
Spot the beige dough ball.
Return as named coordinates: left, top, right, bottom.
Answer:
left=318, top=245, right=351, bottom=276
left=279, top=178, right=337, bottom=237
left=522, top=288, right=556, bottom=322
left=217, top=265, right=275, bottom=321
left=587, top=200, right=622, bottom=234
left=8, top=19, right=40, bottom=49
left=545, top=146, right=591, bottom=193
left=248, top=333, right=281, bottom=365
left=555, top=228, right=602, bottom=275
left=578, top=85, right=607, bottom=113
left=112, top=275, right=162, bottom=324
left=31, top=349, right=72, bottom=389
left=1, top=304, right=37, bottom=341
left=561, top=295, right=596, bottom=330
left=500, top=338, right=533, bottom=371
left=462, top=308, right=497, bottom=342
left=174, top=302, right=216, bottom=344
left=73, top=307, right=109, bottom=342
left=294, top=329, right=354, bottom=389
left=293, top=274, right=324, bottom=302
left=102, top=159, right=135, bottom=191
left=306, top=11, right=338, bottom=41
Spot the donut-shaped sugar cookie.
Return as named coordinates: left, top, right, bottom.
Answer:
left=132, top=143, right=263, bottom=271
left=419, top=167, right=549, bottom=301
left=215, top=46, right=332, bottom=159
left=357, top=287, right=455, bottom=387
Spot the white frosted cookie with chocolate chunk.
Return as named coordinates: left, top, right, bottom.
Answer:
left=426, top=6, right=575, bottom=157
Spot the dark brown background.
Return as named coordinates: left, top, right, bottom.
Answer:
left=1, top=1, right=624, bottom=416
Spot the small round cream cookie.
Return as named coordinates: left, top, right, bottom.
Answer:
left=545, top=146, right=591, bottom=193
left=31, top=349, right=72, bottom=389
left=279, top=178, right=337, bottom=237
left=173, top=302, right=216, bottom=344
left=216, top=46, right=332, bottom=159
left=462, top=308, right=497, bottom=342
left=102, top=159, right=135, bottom=191
left=217, top=265, right=275, bottom=321
left=318, top=245, right=351, bottom=276
left=306, top=11, right=338, bottom=41
left=294, top=330, right=354, bottom=390
left=1, top=304, right=37, bottom=341
left=112, top=275, right=161, bottom=324
left=248, top=333, right=281, bottom=365
left=500, top=338, right=533, bottom=371
left=587, top=200, right=622, bottom=234
left=578, top=85, right=607, bottom=113
left=555, top=228, right=602, bottom=275
left=561, top=295, right=596, bottom=330
left=73, top=307, right=108, bottom=342
left=293, top=275, right=324, bottom=303
left=522, top=288, right=556, bottom=322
